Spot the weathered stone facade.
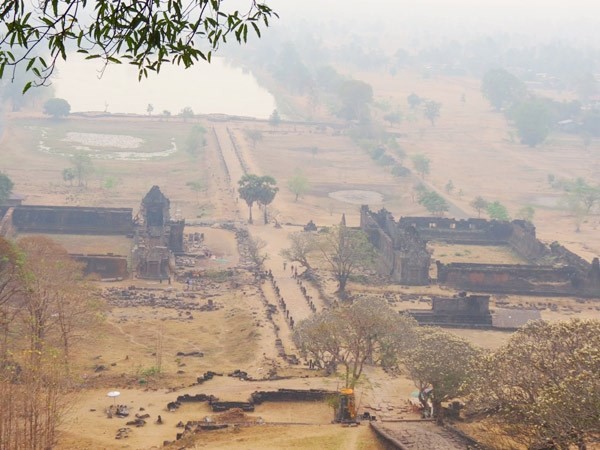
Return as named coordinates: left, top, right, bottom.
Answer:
left=360, top=206, right=431, bottom=285
left=11, top=205, right=133, bottom=235
left=133, top=186, right=185, bottom=279
left=408, top=293, right=493, bottom=328
left=360, top=206, right=600, bottom=297
left=0, top=186, right=185, bottom=281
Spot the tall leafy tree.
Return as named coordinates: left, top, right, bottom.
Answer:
left=469, top=319, right=600, bottom=449
left=418, top=190, right=449, bottom=216
left=293, top=297, right=417, bottom=388
left=423, top=100, right=441, bottom=126
left=70, top=153, right=93, bottom=187
left=336, top=79, right=373, bottom=122
left=481, top=68, right=526, bottom=111
left=411, top=154, right=430, bottom=178
left=404, top=328, right=480, bottom=424
left=486, top=201, right=510, bottom=221
left=238, top=174, right=262, bottom=224
left=43, top=98, right=70, bottom=118
left=257, top=175, right=278, bottom=224
left=510, top=98, right=554, bottom=147
left=287, top=169, right=310, bottom=202
left=0, top=1, right=277, bottom=90
left=470, top=196, right=489, bottom=218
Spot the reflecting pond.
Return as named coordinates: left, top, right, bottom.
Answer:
left=53, top=54, right=276, bottom=118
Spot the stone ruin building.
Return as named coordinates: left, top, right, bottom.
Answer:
left=408, top=293, right=493, bottom=328
left=132, top=186, right=185, bottom=280
left=360, top=205, right=600, bottom=297
left=406, top=292, right=542, bottom=329
left=0, top=186, right=184, bottom=280
left=360, top=206, right=431, bottom=285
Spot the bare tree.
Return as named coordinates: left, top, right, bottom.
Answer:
left=280, top=232, right=317, bottom=270
left=317, top=224, right=375, bottom=297
left=246, top=235, right=268, bottom=270
left=0, top=238, right=23, bottom=358
left=17, top=236, right=103, bottom=365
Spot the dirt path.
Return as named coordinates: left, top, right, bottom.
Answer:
left=211, top=124, right=327, bottom=362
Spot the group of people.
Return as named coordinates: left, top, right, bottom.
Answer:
left=266, top=269, right=295, bottom=330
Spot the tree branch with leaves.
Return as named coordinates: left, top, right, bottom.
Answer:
left=0, top=0, right=278, bottom=91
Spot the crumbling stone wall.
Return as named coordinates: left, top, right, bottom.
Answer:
left=408, top=293, right=493, bottom=327
left=506, top=220, right=547, bottom=261
left=11, top=205, right=133, bottom=235
left=72, top=254, right=129, bottom=279
left=361, top=206, right=599, bottom=297
left=360, top=206, right=430, bottom=285
left=436, top=262, right=580, bottom=295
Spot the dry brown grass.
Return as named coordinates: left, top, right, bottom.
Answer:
left=2, top=68, right=599, bottom=449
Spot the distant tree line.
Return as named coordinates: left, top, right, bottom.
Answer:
left=481, top=68, right=600, bottom=147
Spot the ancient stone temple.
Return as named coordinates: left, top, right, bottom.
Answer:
left=408, top=293, right=493, bottom=328
left=360, top=206, right=431, bottom=285
left=133, top=186, right=185, bottom=279
left=360, top=205, right=600, bottom=297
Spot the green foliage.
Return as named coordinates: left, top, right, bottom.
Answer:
left=509, top=98, right=554, bottom=147
left=562, top=178, right=600, bottom=226
left=69, top=153, right=93, bottom=187
left=468, top=319, right=600, bottom=449
left=0, top=172, right=14, bottom=204
left=238, top=174, right=261, bottom=223
left=404, top=328, right=480, bottom=424
left=469, top=196, right=488, bottom=217
left=336, top=79, right=373, bottom=122
left=0, top=1, right=277, bottom=89
left=445, top=180, right=454, bottom=194
left=179, top=106, right=194, bottom=121
left=516, top=205, right=535, bottom=221
left=139, top=366, right=161, bottom=378
left=481, top=68, right=526, bottom=110
left=407, top=93, right=422, bottom=109
left=244, top=129, right=263, bottom=147
left=103, top=176, right=118, bottom=189
left=293, top=297, right=417, bottom=388
left=411, top=154, right=430, bottom=178
left=146, top=104, right=154, bottom=115
left=423, top=100, right=441, bottom=126
left=287, top=169, right=310, bottom=202
left=185, top=124, right=206, bottom=156
left=238, top=174, right=278, bottom=224
left=486, top=201, right=510, bottom=221
left=61, top=168, right=75, bottom=186
left=383, top=111, right=402, bottom=126
left=418, top=189, right=449, bottom=216
left=43, top=98, right=70, bottom=118
left=317, top=224, right=375, bottom=296
left=391, top=165, right=410, bottom=177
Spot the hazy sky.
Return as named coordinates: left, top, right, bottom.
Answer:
left=270, top=0, right=600, bottom=41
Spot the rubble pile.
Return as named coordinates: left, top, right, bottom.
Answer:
left=103, top=287, right=222, bottom=312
